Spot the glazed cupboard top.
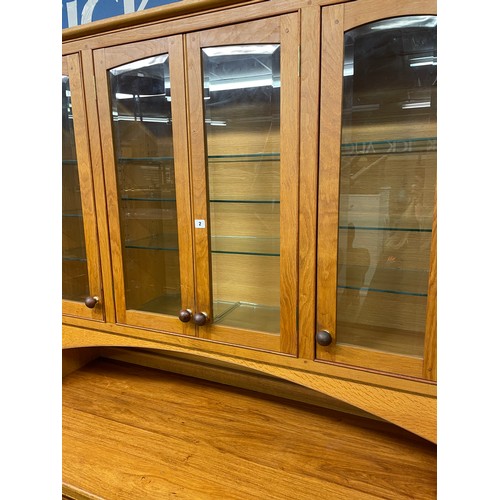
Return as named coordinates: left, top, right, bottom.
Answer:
left=63, top=0, right=437, bottom=383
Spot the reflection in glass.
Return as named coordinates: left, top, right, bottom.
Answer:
left=109, top=54, right=181, bottom=315
left=62, top=75, right=90, bottom=301
left=336, top=16, right=437, bottom=356
left=202, top=45, right=281, bottom=333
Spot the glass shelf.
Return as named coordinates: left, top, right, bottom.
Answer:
left=338, top=285, right=427, bottom=298
left=123, top=234, right=280, bottom=256
left=122, top=195, right=176, bottom=202
left=211, top=236, right=279, bottom=256
left=118, top=157, right=174, bottom=163
left=124, top=234, right=179, bottom=251
left=210, top=199, right=279, bottom=204
left=63, top=246, right=87, bottom=262
left=338, top=264, right=429, bottom=295
left=117, top=141, right=435, bottom=163
left=62, top=209, right=83, bottom=218
left=118, top=153, right=280, bottom=163
left=120, top=196, right=280, bottom=204
left=339, top=224, right=432, bottom=233
left=213, top=301, right=280, bottom=334
left=341, top=137, right=436, bottom=156
left=208, top=153, right=280, bottom=163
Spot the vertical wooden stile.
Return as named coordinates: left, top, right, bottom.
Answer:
left=186, top=31, right=214, bottom=326
left=279, top=13, right=300, bottom=355
left=63, top=53, right=104, bottom=321
left=81, top=48, right=116, bottom=323
left=298, top=5, right=321, bottom=360
left=423, top=189, right=437, bottom=380
left=316, top=5, right=344, bottom=346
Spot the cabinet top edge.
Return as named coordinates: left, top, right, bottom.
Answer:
left=62, top=0, right=267, bottom=42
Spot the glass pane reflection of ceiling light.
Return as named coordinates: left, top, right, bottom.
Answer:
left=203, top=45, right=279, bottom=57
left=402, top=101, right=431, bottom=109
left=370, top=15, right=437, bottom=30
left=115, top=92, right=171, bottom=100
left=109, top=55, right=169, bottom=75
left=208, top=76, right=279, bottom=92
left=409, top=56, right=437, bottom=67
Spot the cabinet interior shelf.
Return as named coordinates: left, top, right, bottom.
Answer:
left=117, top=153, right=280, bottom=163
left=338, top=285, right=427, bottom=298
left=208, top=153, right=280, bottom=163
left=210, top=199, right=279, bottom=204
left=63, top=246, right=87, bottom=262
left=211, top=236, right=279, bottom=256
left=63, top=210, right=83, bottom=218
left=124, top=234, right=280, bottom=256
left=125, top=234, right=179, bottom=251
left=341, top=136, right=436, bottom=156
left=122, top=196, right=176, bottom=202
left=115, top=138, right=435, bottom=165
left=120, top=197, right=279, bottom=204
left=339, top=225, right=432, bottom=233
left=118, top=157, right=174, bottom=163
left=133, top=295, right=279, bottom=335
left=212, top=301, right=280, bottom=334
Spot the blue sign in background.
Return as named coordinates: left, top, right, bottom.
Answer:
left=62, top=0, right=182, bottom=29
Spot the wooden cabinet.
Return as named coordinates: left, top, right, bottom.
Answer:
left=63, top=0, right=437, bottom=443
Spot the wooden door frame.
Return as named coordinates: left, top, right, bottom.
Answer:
left=62, top=53, right=104, bottom=322
left=315, top=0, right=437, bottom=379
left=93, top=36, right=196, bottom=336
left=186, top=14, right=300, bottom=354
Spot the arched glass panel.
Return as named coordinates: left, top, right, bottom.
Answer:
left=336, top=16, right=437, bottom=356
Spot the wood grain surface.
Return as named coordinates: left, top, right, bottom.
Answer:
left=63, top=359, right=436, bottom=499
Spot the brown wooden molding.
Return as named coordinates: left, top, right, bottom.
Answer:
left=63, top=325, right=436, bottom=442
left=62, top=0, right=265, bottom=41
left=101, top=346, right=379, bottom=420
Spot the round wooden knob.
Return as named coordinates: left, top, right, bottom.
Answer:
left=193, top=312, right=208, bottom=326
left=84, top=296, right=99, bottom=309
left=316, top=330, right=332, bottom=346
left=179, top=309, right=192, bottom=322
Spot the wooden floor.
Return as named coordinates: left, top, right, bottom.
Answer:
left=62, top=359, right=437, bottom=499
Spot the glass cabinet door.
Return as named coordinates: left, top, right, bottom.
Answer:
left=62, top=54, right=103, bottom=320
left=316, top=5, right=437, bottom=378
left=187, top=16, right=299, bottom=353
left=94, top=37, right=195, bottom=334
